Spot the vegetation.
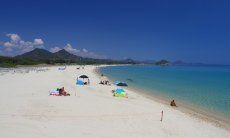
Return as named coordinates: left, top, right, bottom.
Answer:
left=0, top=48, right=171, bottom=67
left=0, top=48, right=137, bottom=67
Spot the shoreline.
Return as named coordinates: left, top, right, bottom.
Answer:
left=127, top=86, right=230, bottom=130
left=0, top=65, right=229, bottom=137
left=96, top=65, right=230, bottom=131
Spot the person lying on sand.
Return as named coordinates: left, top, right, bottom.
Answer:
left=58, top=87, right=70, bottom=96
left=170, top=99, right=177, bottom=107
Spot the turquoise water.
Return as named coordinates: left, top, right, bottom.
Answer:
left=100, top=65, right=230, bottom=120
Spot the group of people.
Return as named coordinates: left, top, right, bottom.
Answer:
left=54, top=75, right=90, bottom=96
left=56, top=87, right=177, bottom=106
left=76, top=66, right=85, bottom=70
left=56, top=67, right=178, bottom=107
left=99, top=80, right=111, bottom=85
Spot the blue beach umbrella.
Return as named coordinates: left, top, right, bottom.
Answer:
left=115, top=88, right=125, bottom=93
left=76, top=80, right=84, bottom=85
left=114, top=88, right=127, bottom=97
left=114, top=81, right=128, bottom=86
left=117, top=82, right=128, bottom=86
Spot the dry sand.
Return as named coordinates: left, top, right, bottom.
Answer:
left=0, top=65, right=229, bottom=138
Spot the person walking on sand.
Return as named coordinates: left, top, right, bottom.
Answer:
left=160, top=110, right=163, bottom=122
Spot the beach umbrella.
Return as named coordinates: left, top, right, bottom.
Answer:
left=76, top=80, right=84, bottom=85
left=114, top=88, right=127, bottom=97
left=114, top=81, right=119, bottom=85
left=116, top=82, right=128, bottom=86
left=79, top=75, right=89, bottom=79
left=115, top=88, right=125, bottom=93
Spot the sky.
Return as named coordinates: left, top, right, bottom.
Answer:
left=0, top=0, right=230, bottom=64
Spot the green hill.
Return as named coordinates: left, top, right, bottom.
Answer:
left=0, top=48, right=137, bottom=67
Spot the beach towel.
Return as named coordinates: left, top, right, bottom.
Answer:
left=49, top=89, right=59, bottom=96
left=114, top=92, right=127, bottom=97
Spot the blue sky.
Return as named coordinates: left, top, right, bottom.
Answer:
left=0, top=0, right=230, bottom=64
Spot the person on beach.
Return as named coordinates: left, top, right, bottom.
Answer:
left=106, top=80, right=111, bottom=85
left=59, top=87, right=70, bottom=96
left=88, top=78, right=90, bottom=85
left=160, top=110, right=163, bottom=122
left=99, top=80, right=104, bottom=84
left=170, top=99, right=177, bottom=107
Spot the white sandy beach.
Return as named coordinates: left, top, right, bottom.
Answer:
left=0, top=65, right=229, bottom=138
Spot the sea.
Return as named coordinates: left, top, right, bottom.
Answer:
left=99, top=65, right=230, bottom=123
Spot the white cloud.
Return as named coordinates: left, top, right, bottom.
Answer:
left=0, top=34, right=106, bottom=59
left=49, top=43, right=106, bottom=59
left=50, top=46, right=61, bottom=53
left=33, top=39, right=44, bottom=45
left=5, top=47, right=13, bottom=52
left=3, top=42, right=14, bottom=47
left=82, top=48, right=88, bottom=53
left=6, top=33, right=20, bottom=42
left=63, top=43, right=81, bottom=54
left=64, top=43, right=106, bottom=59
left=2, top=33, right=44, bottom=56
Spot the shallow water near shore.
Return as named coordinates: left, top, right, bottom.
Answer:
left=99, top=65, right=230, bottom=124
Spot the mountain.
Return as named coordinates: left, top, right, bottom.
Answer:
left=123, top=58, right=137, bottom=64
left=155, top=60, right=170, bottom=66
left=0, top=49, right=138, bottom=67
left=15, top=48, right=81, bottom=61
left=52, top=49, right=81, bottom=60
left=15, top=48, right=53, bottom=60
left=0, top=48, right=139, bottom=67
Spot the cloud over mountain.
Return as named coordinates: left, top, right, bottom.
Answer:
left=1, top=33, right=44, bottom=56
left=50, top=46, right=62, bottom=53
left=0, top=33, right=106, bottom=59
left=50, top=43, right=106, bottom=59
